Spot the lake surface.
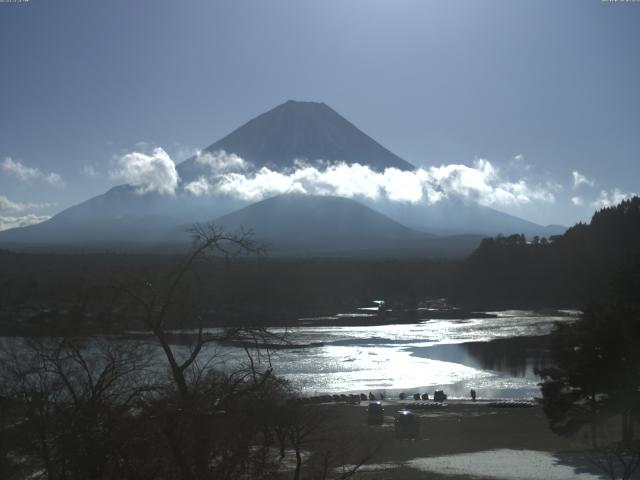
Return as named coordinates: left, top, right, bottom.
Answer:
left=2, top=310, right=577, bottom=400
left=193, top=310, right=578, bottom=400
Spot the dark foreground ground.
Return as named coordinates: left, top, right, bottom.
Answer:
left=290, top=400, right=620, bottom=480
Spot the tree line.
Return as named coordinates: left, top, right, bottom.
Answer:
left=526, top=198, right=640, bottom=479
left=536, top=254, right=640, bottom=479
left=455, top=196, right=640, bottom=309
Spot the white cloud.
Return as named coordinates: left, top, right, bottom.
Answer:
left=0, top=214, right=51, bottom=231
left=216, top=166, right=307, bottom=201
left=572, top=170, right=594, bottom=189
left=114, top=147, right=558, bottom=208
left=571, top=196, right=584, bottom=206
left=1, top=157, right=65, bottom=188
left=111, top=147, right=179, bottom=195
left=0, top=194, right=53, bottom=212
left=426, top=159, right=556, bottom=206
left=184, top=177, right=212, bottom=196
left=199, top=156, right=556, bottom=207
left=172, top=144, right=200, bottom=162
left=134, top=141, right=151, bottom=151
left=2, top=157, right=40, bottom=182
left=44, top=172, right=65, bottom=188
left=83, top=165, right=98, bottom=178
left=591, top=189, right=637, bottom=209
left=509, top=153, right=531, bottom=172
left=0, top=195, right=28, bottom=212
left=195, top=150, right=250, bottom=173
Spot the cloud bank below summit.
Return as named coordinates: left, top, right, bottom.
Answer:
left=0, top=194, right=54, bottom=232
left=111, top=148, right=180, bottom=195
left=0, top=214, right=52, bottom=232
left=112, top=148, right=559, bottom=209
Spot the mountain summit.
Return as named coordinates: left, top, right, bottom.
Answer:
left=178, top=100, right=413, bottom=181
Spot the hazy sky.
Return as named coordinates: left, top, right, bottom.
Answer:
left=1, top=0, right=639, bottom=228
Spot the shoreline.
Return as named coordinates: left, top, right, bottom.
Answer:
left=301, top=400, right=606, bottom=479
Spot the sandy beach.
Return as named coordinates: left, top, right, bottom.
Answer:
left=300, top=400, right=619, bottom=480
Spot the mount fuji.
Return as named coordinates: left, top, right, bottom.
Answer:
left=0, top=100, right=564, bottom=255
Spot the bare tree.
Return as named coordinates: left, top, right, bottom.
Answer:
left=590, top=441, right=640, bottom=480
left=114, top=223, right=267, bottom=401
left=285, top=404, right=325, bottom=480
left=111, top=223, right=294, bottom=480
left=1, top=336, right=155, bottom=480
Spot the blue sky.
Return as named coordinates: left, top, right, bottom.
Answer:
left=1, top=0, right=639, bottom=228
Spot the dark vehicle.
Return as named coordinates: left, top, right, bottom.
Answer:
left=433, top=390, right=447, bottom=402
left=394, top=409, right=419, bottom=438
left=367, top=401, right=384, bottom=425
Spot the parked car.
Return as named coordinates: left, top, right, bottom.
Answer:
left=433, top=390, right=447, bottom=402
left=394, top=409, right=419, bottom=438
left=367, top=401, right=384, bottom=425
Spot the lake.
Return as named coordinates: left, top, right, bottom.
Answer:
left=1, top=309, right=577, bottom=400
left=179, top=309, right=578, bottom=400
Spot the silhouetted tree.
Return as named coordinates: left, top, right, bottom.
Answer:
left=456, top=196, right=640, bottom=308
left=1, top=336, right=155, bottom=480
left=538, top=261, right=640, bottom=480
left=538, top=303, right=640, bottom=442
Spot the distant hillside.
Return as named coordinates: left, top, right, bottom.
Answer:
left=215, top=194, right=422, bottom=243
left=210, top=195, right=483, bottom=257
left=455, top=196, right=640, bottom=308
left=360, top=196, right=565, bottom=237
left=0, top=186, right=245, bottom=245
